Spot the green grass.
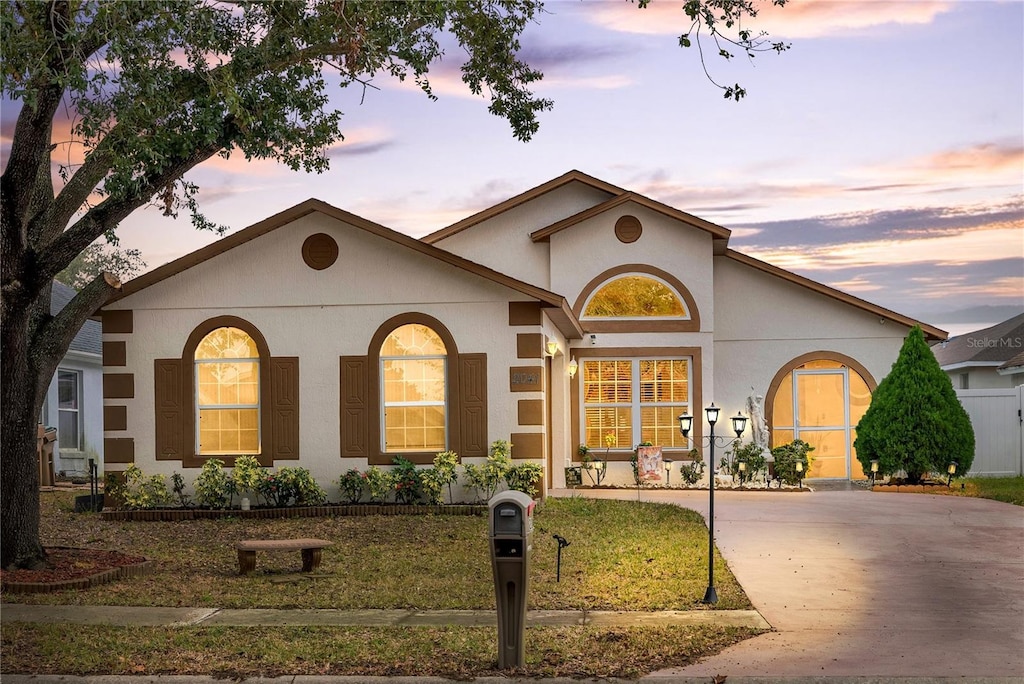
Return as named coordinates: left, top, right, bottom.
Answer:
left=9, top=491, right=750, bottom=610
left=1, top=491, right=763, bottom=677
left=957, top=476, right=1024, bottom=506
left=0, top=623, right=760, bottom=679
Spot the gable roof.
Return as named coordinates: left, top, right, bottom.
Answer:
left=52, top=281, right=102, bottom=355
left=420, top=169, right=624, bottom=244
left=105, top=199, right=584, bottom=339
left=932, top=313, right=1024, bottom=367
left=724, top=249, right=947, bottom=341
left=529, top=191, right=731, bottom=249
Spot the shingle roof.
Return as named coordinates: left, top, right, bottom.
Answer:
left=932, top=313, right=1024, bottom=367
left=51, top=281, right=102, bottom=356
left=999, top=349, right=1024, bottom=372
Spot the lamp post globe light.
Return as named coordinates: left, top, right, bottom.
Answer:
left=678, top=403, right=747, bottom=605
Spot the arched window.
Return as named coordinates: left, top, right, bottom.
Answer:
left=194, top=327, right=260, bottom=455
left=583, top=275, right=687, bottom=319
left=573, top=265, right=700, bottom=332
left=768, top=355, right=875, bottom=480
left=380, top=324, right=447, bottom=452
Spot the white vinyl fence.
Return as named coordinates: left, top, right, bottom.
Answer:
left=956, top=386, right=1024, bottom=477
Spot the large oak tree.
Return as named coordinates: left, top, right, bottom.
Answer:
left=1, top=0, right=784, bottom=569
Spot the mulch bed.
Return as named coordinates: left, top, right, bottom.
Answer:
left=1, top=547, right=153, bottom=594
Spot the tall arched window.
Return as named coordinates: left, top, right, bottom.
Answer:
left=194, top=327, right=260, bottom=455
left=380, top=324, right=447, bottom=452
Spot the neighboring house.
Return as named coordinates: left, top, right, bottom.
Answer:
left=42, top=281, right=104, bottom=477
left=932, top=313, right=1024, bottom=389
left=99, top=170, right=945, bottom=493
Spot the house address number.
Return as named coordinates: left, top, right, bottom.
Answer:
left=509, top=366, right=543, bottom=392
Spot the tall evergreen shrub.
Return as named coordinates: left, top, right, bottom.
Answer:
left=855, top=326, right=974, bottom=483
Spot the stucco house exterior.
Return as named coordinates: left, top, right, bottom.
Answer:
left=44, top=281, right=104, bottom=477
left=99, top=170, right=945, bottom=495
left=932, top=313, right=1024, bottom=390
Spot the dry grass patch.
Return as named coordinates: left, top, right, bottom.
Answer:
left=0, top=622, right=760, bottom=679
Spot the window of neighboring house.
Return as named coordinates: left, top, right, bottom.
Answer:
left=57, top=369, right=82, bottom=450
left=581, top=358, right=690, bottom=451
left=194, top=327, right=260, bottom=455
left=959, top=373, right=970, bottom=390
left=381, top=323, right=447, bottom=452
left=582, top=275, right=687, bottom=319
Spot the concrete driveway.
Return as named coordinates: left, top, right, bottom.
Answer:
left=552, top=487, right=1024, bottom=679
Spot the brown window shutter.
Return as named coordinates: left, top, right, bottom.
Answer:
left=459, top=353, right=487, bottom=457
left=269, top=357, right=300, bottom=460
left=340, top=356, right=368, bottom=458
left=154, top=359, right=184, bottom=461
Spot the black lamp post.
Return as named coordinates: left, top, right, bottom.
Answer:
left=678, top=403, right=747, bottom=605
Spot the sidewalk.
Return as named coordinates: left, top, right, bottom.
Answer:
left=0, top=603, right=768, bottom=629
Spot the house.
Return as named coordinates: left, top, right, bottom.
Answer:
left=99, top=170, right=946, bottom=493
left=932, top=313, right=1024, bottom=389
left=43, top=281, right=104, bottom=477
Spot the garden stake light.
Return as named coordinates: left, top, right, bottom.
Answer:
left=870, top=459, right=879, bottom=487
left=947, top=461, right=958, bottom=488
left=678, top=403, right=747, bottom=605
left=553, top=534, right=570, bottom=582
left=664, top=458, right=673, bottom=485
left=796, top=460, right=804, bottom=489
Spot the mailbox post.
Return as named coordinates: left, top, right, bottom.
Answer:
left=488, top=490, right=534, bottom=669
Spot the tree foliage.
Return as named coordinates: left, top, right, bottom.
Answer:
left=854, top=327, right=975, bottom=484
left=0, top=0, right=785, bottom=569
left=56, top=243, right=145, bottom=290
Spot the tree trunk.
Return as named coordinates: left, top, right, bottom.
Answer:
left=1, top=304, right=46, bottom=570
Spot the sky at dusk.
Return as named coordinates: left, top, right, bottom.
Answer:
left=4, top=0, right=1023, bottom=336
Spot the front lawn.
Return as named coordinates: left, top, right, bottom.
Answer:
left=1, top=491, right=762, bottom=678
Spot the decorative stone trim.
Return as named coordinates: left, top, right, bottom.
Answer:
left=101, top=504, right=488, bottom=522
left=2, top=558, right=155, bottom=595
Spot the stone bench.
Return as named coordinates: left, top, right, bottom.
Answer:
left=235, top=538, right=332, bottom=575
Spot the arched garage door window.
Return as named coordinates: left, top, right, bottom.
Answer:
left=768, top=355, right=875, bottom=480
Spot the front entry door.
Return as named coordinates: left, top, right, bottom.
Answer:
left=793, top=369, right=850, bottom=479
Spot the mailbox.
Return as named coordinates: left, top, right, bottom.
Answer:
left=488, top=490, right=535, bottom=669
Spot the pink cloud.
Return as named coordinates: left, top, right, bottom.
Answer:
left=584, top=0, right=954, bottom=39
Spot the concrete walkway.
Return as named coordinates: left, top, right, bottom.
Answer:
left=553, top=488, right=1024, bottom=679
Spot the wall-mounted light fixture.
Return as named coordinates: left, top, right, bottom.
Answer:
left=546, top=339, right=560, bottom=357
left=568, top=357, right=578, bottom=379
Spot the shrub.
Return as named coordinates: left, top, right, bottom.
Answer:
left=771, top=440, right=815, bottom=486
left=505, top=461, right=543, bottom=497
left=337, top=468, right=366, bottom=504
left=677, top=448, right=705, bottom=485
left=855, top=326, right=975, bottom=483
left=463, top=463, right=489, bottom=504
left=392, top=456, right=423, bottom=504
left=171, top=472, right=191, bottom=507
left=432, top=450, right=460, bottom=503
left=365, top=466, right=394, bottom=504
left=727, top=441, right=769, bottom=484
left=121, top=463, right=172, bottom=510
left=278, top=467, right=326, bottom=506
left=194, top=459, right=236, bottom=508
left=232, top=455, right=265, bottom=501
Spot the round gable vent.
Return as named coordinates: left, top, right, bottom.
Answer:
left=615, top=215, right=642, bottom=244
left=301, top=233, right=339, bottom=270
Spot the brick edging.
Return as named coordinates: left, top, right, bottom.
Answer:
left=2, top=559, right=156, bottom=594
left=100, top=503, right=488, bottom=522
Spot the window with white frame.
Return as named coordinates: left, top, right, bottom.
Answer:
left=581, top=358, right=690, bottom=450
left=194, top=327, right=261, bottom=455
left=57, top=369, right=82, bottom=450
left=381, top=323, right=448, bottom=452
